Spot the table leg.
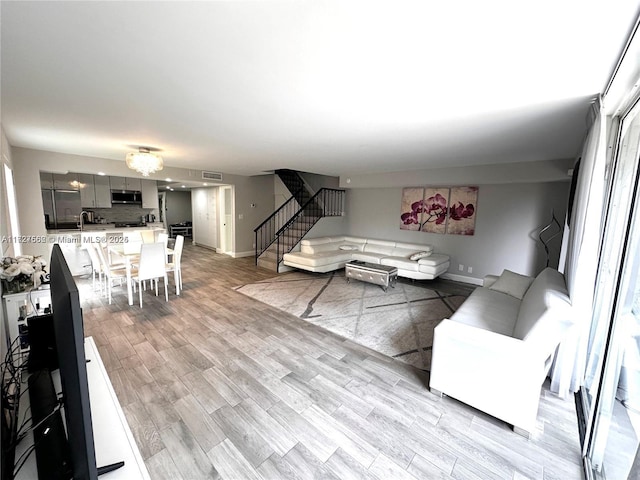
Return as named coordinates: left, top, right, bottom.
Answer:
left=126, top=258, right=133, bottom=306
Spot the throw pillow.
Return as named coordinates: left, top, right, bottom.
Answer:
left=489, top=269, right=534, bottom=299
left=409, top=251, right=432, bottom=261
left=339, top=244, right=359, bottom=251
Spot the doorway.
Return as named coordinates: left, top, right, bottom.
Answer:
left=158, top=191, right=167, bottom=229
left=219, top=186, right=233, bottom=255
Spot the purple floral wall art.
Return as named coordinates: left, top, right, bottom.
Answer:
left=400, top=187, right=424, bottom=231
left=420, top=188, right=449, bottom=234
left=399, top=185, right=479, bottom=235
left=446, top=186, right=478, bottom=235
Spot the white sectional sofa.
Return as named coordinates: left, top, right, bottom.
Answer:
left=429, top=267, right=572, bottom=437
left=282, top=236, right=450, bottom=280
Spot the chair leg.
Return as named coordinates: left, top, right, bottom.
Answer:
left=163, top=276, right=168, bottom=302
left=174, top=269, right=180, bottom=296
left=139, top=282, right=143, bottom=308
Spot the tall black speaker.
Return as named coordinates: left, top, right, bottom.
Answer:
left=27, top=314, right=59, bottom=372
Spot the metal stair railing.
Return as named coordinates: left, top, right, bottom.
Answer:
left=262, top=188, right=345, bottom=268
left=254, top=188, right=306, bottom=260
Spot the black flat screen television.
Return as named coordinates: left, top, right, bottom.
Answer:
left=49, top=243, right=99, bottom=480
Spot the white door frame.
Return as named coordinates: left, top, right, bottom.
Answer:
left=158, top=191, right=167, bottom=230
left=219, top=185, right=234, bottom=255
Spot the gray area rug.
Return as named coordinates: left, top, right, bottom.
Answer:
left=234, top=271, right=469, bottom=370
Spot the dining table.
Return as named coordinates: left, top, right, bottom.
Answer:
left=108, top=242, right=173, bottom=306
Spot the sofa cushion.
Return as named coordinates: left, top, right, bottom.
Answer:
left=300, top=236, right=339, bottom=246
left=282, top=250, right=353, bottom=267
left=380, top=256, right=420, bottom=271
left=489, top=269, right=534, bottom=300
left=513, top=268, right=570, bottom=343
left=450, top=287, right=521, bottom=336
left=418, top=253, right=450, bottom=267
left=351, top=252, right=386, bottom=264
left=301, top=241, right=344, bottom=254
left=363, top=241, right=396, bottom=255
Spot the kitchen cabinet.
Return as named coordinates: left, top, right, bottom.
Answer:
left=140, top=179, right=159, bottom=210
left=110, top=176, right=142, bottom=191
left=79, top=174, right=112, bottom=208
left=53, top=173, right=79, bottom=190
left=78, top=173, right=96, bottom=207
left=40, top=172, right=54, bottom=189
left=94, top=175, right=112, bottom=207
left=126, top=177, right=142, bottom=191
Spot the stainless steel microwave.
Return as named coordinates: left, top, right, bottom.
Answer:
left=111, top=190, right=142, bottom=204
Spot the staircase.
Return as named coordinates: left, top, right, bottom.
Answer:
left=255, top=170, right=345, bottom=272
left=275, top=169, right=313, bottom=206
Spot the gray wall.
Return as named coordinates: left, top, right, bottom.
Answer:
left=236, top=174, right=277, bottom=255
left=166, top=191, right=193, bottom=226
left=344, top=182, right=569, bottom=280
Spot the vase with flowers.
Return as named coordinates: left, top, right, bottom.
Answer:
left=0, top=255, right=48, bottom=294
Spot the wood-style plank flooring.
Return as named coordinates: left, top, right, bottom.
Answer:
left=80, top=243, right=584, bottom=479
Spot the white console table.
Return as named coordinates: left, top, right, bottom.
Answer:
left=15, top=337, right=150, bottom=479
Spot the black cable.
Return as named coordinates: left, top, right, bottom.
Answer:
left=11, top=399, right=63, bottom=475
left=12, top=443, right=37, bottom=477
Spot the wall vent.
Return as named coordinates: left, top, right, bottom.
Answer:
left=202, top=171, right=223, bottom=181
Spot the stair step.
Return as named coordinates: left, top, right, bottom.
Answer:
left=257, top=258, right=278, bottom=272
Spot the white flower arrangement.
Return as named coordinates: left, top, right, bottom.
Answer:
left=0, top=255, right=48, bottom=291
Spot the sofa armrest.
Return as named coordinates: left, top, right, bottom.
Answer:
left=483, top=274, right=499, bottom=288
left=432, top=319, right=543, bottom=365
left=430, top=319, right=550, bottom=433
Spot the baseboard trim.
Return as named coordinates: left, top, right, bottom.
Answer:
left=441, top=272, right=482, bottom=286
left=233, top=250, right=255, bottom=258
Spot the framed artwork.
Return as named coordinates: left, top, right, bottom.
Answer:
left=420, top=187, right=449, bottom=234
left=400, top=187, right=424, bottom=230
left=446, top=186, right=478, bottom=235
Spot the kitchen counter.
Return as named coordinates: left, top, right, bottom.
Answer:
left=46, top=224, right=165, bottom=234
left=45, top=226, right=167, bottom=276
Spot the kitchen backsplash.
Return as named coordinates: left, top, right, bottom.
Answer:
left=89, top=204, right=155, bottom=223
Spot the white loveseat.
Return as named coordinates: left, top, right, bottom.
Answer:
left=282, top=236, right=450, bottom=280
left=429, top=267, right=572, bottom=437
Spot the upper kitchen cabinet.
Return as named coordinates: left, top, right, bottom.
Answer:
left=140, top=179, right=159, bottom=209
left=110, top=176, right=142, bottom=191
left=53, top=173, right=79, bottom=190
left=94, top=175, right=112, bottom=207
left=126, top=177, right=142, bottom=191
left=40, top=172, right=54, bottom=189
left=78, top=173, right=95, bottom=207
left=78, top=174, right=111, bottom=208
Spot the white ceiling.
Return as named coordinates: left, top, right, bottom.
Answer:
left=2, top=1, right=639, bottom=177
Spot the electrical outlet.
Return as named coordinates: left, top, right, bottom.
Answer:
left=458, top=264, right=464, bottom=271
left=468, top=266, right=473, bottom=273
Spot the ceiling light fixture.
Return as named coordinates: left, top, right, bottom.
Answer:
left=125, top=147, right=163, bottom=176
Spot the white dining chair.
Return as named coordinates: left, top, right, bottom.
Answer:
left=140, top=230, right=155, bottom=243
left=95, top=243, right=129, bottom=304
left=166, top=235, right=184, bottom=295
left=84, top=242, right=104, bottom=292
left=132, top=242, right=169, bottom=307
left=158, top=232, right=170, bottom=260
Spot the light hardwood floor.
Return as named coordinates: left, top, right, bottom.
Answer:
left=80, top=243, right=584, bottom=479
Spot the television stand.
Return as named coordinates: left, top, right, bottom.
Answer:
left=98, top=460, right=125, bottom=476
left=15, top=338, right=149, bottom=479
